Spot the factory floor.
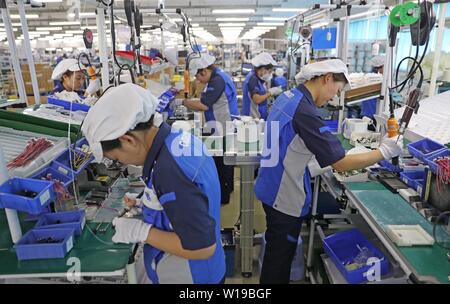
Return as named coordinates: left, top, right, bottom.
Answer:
left=220, top=168, right=308, bottom=284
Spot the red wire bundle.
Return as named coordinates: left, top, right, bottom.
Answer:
left=7, top=138, right=53, bottom=169
left=436, top=157, right=450, bottom=193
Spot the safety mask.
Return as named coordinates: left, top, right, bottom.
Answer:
left=262, top=73, right=272, bottom=82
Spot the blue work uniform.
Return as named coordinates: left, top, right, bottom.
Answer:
left=140, top=123, right=225, bottom=284
left=360, top=97, right=377, bottom=120
left=241, top=71, right=268, bottom=120
left=254, top=84, right=345, bottom=283
left=201, top=67, right=239, bottom=135
left=50, top=81, right=84, bottom=97
left=271, top=76, right=287, bottom=90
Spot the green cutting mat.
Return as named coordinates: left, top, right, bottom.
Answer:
left=350, top=188, right=450, bottom=284
left=336, top=134, right=353, bottom=151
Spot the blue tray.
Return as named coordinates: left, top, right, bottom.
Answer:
left=0, top=178, right=55, bottom=215
left=47, top=95, right=90, bottom=112
left=425, top=148, right=450, bottom=173
left=399, top=170, right=425, bottom=189
left=323, top=229, right=389, bottom=284
left=35, top=210, right=85, bottom=236
left=52, top=147, right=93, bottom=176
left=15, top=228, right=75, bottom=260
left=407, top=138, right=445, bottom=162
left=31, top=166, right=74, bottom=188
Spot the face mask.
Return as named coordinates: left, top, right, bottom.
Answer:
left=262, top=73, right=272, bottom=82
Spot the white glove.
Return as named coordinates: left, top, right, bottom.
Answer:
left=112, top=217, right=152, bottom=244
left=124, top=192, right=142, bottom=208
left=378, top=135, right=403, bottom=160
left=268, top=86, right=283, bottom=96
left=85, top=79, right=101, bottom=96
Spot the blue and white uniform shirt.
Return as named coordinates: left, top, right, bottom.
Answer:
left=241, top=71, right=268, bottom=120
left=254, top=84, right=345, bottom=217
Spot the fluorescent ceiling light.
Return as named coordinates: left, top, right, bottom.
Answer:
left=79, top=12, right=96, bottom=18
left=254, top=26, right=277, bottom=30
left=0, top=28, right=18, bottom=31
left=212, top=9, right=255, bottom=14
left=257, top=22, right=284, bottom=26
left=263, top=17, right=288, bottom=21
left=36, top=27, right=63, bottom=31
left=67, top=13, right=76, bottom=18
left=29, top=31, right=50, bottom=35
left=218, top=23, right=246, bottom=27
left=10, top=14, right=39, bottom=19
left=49, top=21, right=80, bottom=26
left=39, top=0, right=63, bottom=2
left=272, top=8, right=307, bottom=13
left=216, top=17, right=249, bottom=21
left=312, top=22, right=330, bottom=28
left=65, top=30, right=83, bottom=34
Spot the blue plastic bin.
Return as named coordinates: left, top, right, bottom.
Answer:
left=221, top=229, right=235, bottom=278
left=0, top=178, right=56, bottom=215
left=323, top=120, right=338, bottom=133
left=31, top=166, right=74, bottom=188
left=52, top=147, right=93, bottom=176
left=399, top=170, right=425, bottom=189
left=425, top=148, right=450, bottom=173
left=47, top=95, right=90, bottom=112
left=407, top=138, right=445, bottom=162
left=378, top=160, right=403, bottom=173
left=15, top=228, right=75, bottom=260
left=35, top=210, right=85, bottom=236
left=323, top=229, right=389, bottom=284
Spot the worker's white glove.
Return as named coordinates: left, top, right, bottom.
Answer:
left=378, top=135, right=403, bottom=160
left=85, top=79, right=101, bottom=96
left=123, top=192, right=142, bottom=216
left=170, top=99, right=183, bottom=109
left=111, top=217, right=152, bottom=244
left=268, top=86, right=283, bottom=96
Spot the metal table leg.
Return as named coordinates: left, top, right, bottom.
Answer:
left=240, top=165, right=255, bottom=277
left=306, top=175, right=321, bottom=282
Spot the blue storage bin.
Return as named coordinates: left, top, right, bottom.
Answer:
left=323, top=229, right=389, bottom=284
left=35, top=210, right=85, bottom=236
left=0, top=178, right=56, bottom=215
left=399, top=170, right=425, bottom=189
left=425, top=148, right=450, bottom=173
left=378, top=160, right=403, bottom=173
left=47, top=95, right=90, bottom=112
left=407, top=138, right=445, bottom=162
left=31, top=166, right=74, bottom=188
left=221, top=228, right=235, bottom=278
left=52, top=147, right=93, bottom=176
left=323, top=120, right=338, bottom=133
left=15, top=228, right=75, bottom=260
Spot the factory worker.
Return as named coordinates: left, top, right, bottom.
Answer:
left=271, top=67, right=288, bottom=90
left=254, top=59, right=403, bottom=284
left=172, top=53, right=238, bottom=204
left=50, top=58, right=100, bottom=96
left=82, top=83, right=225, bottom=284
left=361, top=55, right=386, bottom=120
left=241, top=52, right=283, bottom=120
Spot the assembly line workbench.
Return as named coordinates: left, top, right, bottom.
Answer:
left=0, top=179, right=140, bottom=283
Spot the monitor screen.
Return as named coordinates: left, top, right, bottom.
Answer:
left=312, top=27, right=337, bottom=50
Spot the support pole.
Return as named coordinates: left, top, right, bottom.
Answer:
left=96, top=7, right=110, bottom=91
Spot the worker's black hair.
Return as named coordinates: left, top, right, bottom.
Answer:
left=100, top=115, right=154, bottom=153
left=61, top=70, right=74, bottom=80
left=255, top=64, right=273, bottom=71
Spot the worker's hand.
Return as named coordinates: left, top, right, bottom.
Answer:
left=111, top=217, right=152, bottom=244
left=378, top=135, right=403, bottom=160
left=170, top=99, right=183, bottom=109
left=268, top=86, right=283, bottom=96
left=124, top=192, right=142, bottom=208
left=85, top=79, right=101, bottom=96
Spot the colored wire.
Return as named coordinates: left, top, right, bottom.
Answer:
left=7, top=138, right=53, bottom=169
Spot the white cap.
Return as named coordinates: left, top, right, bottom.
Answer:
left=275, top=67, right=284, bottom=77
left=370, top=55, right=385, bottom=68
left=295, top=59, right=351, bottom=89
left=81, top=83, right=159, bottom=162
left=164, top=47, right=178, bottom=66
left=251, top=52, right=277, bottom=68
left=189, top=53, right=216, bottom=76
left=51, top=58, right=86, bottom=80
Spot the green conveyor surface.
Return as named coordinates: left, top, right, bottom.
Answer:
left=345, top=182, right=450, bottom=284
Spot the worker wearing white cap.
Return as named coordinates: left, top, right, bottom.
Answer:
left=50, top=58, right=100, bottom=97
left=370, top=55, right=386, bottom=74
left=172, top=53, right=238, bottom=204
left=271, top=67, right=288, bottom=90
left=360, top=55, right=386, bottom=120
left=82, top=83, right=226, bottom=284
left=255, top=59, right=403, bottom=284
left=241, top=52, right=282, bottom=120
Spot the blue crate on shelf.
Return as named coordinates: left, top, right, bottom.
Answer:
left=399, top=170, right=425, bottom=189
left=31, top=166, right=74, bottom=188
left=378, top=160, right=403, bottom=173
left=323, top=229, right=389, bottom=284
left=35, top=210, right=85, bottom=236
left=407, top=138, right=445, bottom=162
left=0, top=178, right=56, bottom=215
left=15, top=228, right=75, bottom=260
left=425, top=148, right=450, bottom=174
left=47, top=95, right=90, bottom=112
left=52, top=147, right=93, bottom=176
